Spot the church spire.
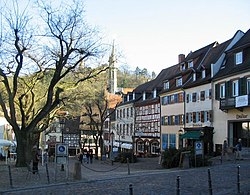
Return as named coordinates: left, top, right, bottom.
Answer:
left=108, top=40, right=117, bottom=94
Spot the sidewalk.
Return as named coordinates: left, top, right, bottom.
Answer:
left=1, top=153, right=250, bottom=194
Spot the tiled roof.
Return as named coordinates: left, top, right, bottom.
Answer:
left=227, top=29, right=250, bottom=52
left=213, top=29, right=250, bottom=80
left=184, top=39, right=232, bottom=89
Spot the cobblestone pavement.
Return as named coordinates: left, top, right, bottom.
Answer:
left=0, top=154, right=250, bottom=195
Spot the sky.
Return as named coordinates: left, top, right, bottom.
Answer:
left=3, top=0, right=250, bottom=75
left=84, top=0, right=250, bottom=74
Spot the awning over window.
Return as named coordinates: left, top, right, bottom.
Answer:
left=121, top=143, right=133, bottom=149
left=180, top=131, right=202, bottom=140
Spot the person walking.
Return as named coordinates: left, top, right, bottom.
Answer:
left=86, top=151, right=90, bottom=164
left=89, top=151, right=93, bottom=164
left=79, top=152, right=83, bottom=164
left=33, top=151, right=39, bottom=174
left=223, top=140, right=229, bottom=160
left=235, top=138, right=242, bottom=160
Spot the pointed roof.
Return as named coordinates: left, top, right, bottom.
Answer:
left=213, top=28, right=250, bottom=80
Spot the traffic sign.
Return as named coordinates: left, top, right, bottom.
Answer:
left=195, top=141, right=203, bottom=155
left=55, top=143, right=68, bottom=156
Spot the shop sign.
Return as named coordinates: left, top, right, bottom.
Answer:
left=236, top=114, right=248, bottom=119
left=236, top=95, right=248, bottom=108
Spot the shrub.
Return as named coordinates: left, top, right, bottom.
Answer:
left=115, top=152, right=137, bottom=163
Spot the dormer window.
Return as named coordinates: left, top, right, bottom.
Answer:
left=127, top=94, right=130, bottom=101
left=176, top=77, right=182, bottom=87
left=153, top=88, right=157, bottom=98
left=188, top=61, right=193, bottom=68
left=143, top=91, right=146, bottom=100
left=193, top=73, right=196, bottom=81
left=202, top=69, right=206, bottom=79
left=235, top=51, right=243, bottom=65
left=180, top=63, right=186, bottom=71
left=164, top=81, right=170, bottom=90
left=133, top=92, right=135, bottom=100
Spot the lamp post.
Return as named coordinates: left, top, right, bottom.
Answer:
left=110, top=131, right=114, bottom=165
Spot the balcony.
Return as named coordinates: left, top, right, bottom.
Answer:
left=220, top=95, right=250, bottom=111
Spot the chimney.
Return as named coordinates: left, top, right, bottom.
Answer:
left=178, top=54, right=185, bottom=63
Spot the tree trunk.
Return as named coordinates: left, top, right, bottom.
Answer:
left=15, top=131, right=35, bottom=167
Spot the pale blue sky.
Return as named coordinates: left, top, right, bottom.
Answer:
left=3, top=0, right=250, bottom=74
left=85, top=0, right=250, bottom=74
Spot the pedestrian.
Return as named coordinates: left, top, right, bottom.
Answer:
left=223, top=140, right=229, bottom=160
left=79, top=152, right=83, bottom=164
left=86, top=151, right=90, bottom=164
left=43, top=150, right=48, bottom=164
left=89, top=151, right=93, bottom=164
left=235, top=138, right=242, bottom=160
left=33, top=151, right=39, bottom=174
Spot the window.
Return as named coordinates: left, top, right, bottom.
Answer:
left=235, top=51, right=243, bottom=65
left=200, top=91, right=205, bottom=101
left=186, top=94, right=189, bottom=103
left=247, top=78, right=250, bottom=94
left=178, top=93, right=184, bottom=103
left=130, top=107, right=133, bottom=117
left=176, top=77, right=182, bottom=87
left=143, top=92, right=146, bottom=100
left=193, top=73, right=196, bottom=81
left=169, top=134, right=176, bottom=148
left=220, top=83, right=225, bottom=98
left=153, top=88, right=157, bottom=98
left=164, top=81, right=170, bottom=90
left=232, top=80, right=239, bottom=97
left=192, top=92, right=197, bottom=102
left=162, top=96, right=168, bottom=105
left=162, top=134, right=168, bottom=150
left=151, top=142, right=159, bottom=154
left=179, top=115, right=184, bottom=125
left=202, top=70, right=206, bottom=78
left=137, top=141, right=144, bottom=152
left=188, top=61, right=193, bottom=68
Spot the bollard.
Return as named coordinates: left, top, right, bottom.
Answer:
left=73, top=161, right=82, bottom=180
left=8, top=165, right=13, bottom=188
left=61, top=164, right=64, bottom=171
left=46, top=163, right=50, bottom=184
left=176, top=175, right=180, bottom=195
left=127, top=158, right=130, bottom=175
left=129, top=184, right=133, bottom=195
left=208, top=168, right=213, bottom=195
left=237, top=165, right=240, bottom=194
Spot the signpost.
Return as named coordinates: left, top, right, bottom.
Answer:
left=55, top=143, right=69, bottom=180
left=195, top=141, right=203, bottom=167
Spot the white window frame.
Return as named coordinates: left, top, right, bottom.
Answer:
left=153, top=88, right=157, bottom=98
left=193, top=73, right=196, bottom=81
left=176, top=77, right=182, bottom=87
left=188, top=61, right=193, bottom=68
left=247, top=78, right=250, bottom=95
left=232, top=80, right=239, bottom=97
left=235, top=51, right=243, bottom=65
left=202, top=69, right=206, bottom=78
left=143, top=92, right=146, bottom=100
left=164, top=81, right=169, bottom=90
left=220, top=83, right=225, bottom=99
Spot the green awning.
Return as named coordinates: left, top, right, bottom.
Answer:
left=180, top=131, right=201, bottom=140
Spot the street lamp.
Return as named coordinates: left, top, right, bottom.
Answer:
left=110, top=131, right=114, bottom=165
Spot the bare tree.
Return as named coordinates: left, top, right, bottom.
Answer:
left=0, top=0, right=108, bottom=166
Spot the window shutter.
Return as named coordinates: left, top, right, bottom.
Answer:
left=193, top=112, right=196, bottom=123
left=225, top=81, right=232, bottom=98
left=186, top=94, right=189, bottom=103
left=215, top=84, right=220, bottom=100
left=239, top=77, right=247, bottom=95
left=201, top=111, right=204, bottom=122
left=209, top=110, right=213, bottom=122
